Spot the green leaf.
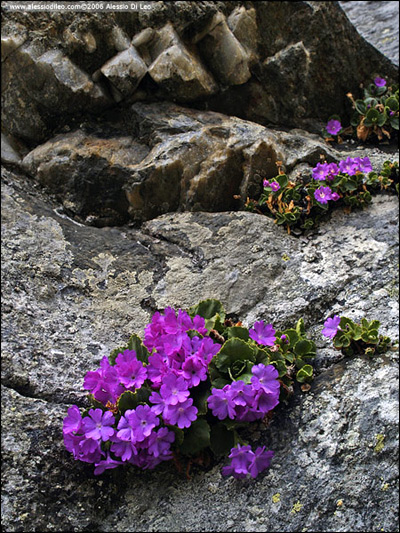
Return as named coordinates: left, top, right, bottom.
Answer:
left=226, top=326, right=250, bottom=341
left=390, top=115, right=399, bottom=130
left=355, top=99, right=367, bottom=115
left=108, top=334, right=150, bottom=365
left=188, top=299, right=225, bottom=322
left=270, top=359, right=287, bottom=377
left=117, top=388, right=150, bottom=414
left=276, top=174, right=289, bottom=188
left=254, top=346, right=270, bottom=365
left=178, top=419, right=211, bottom=456
left=214, top=338, right=255, bottom=373
left=210, top=423, right=236, bottom=458
left=296, top=364, right=313, bottom=383
left=191, top=379, right=211, bottom=416
left=294, top=339, right=315, bottom=356
left=368, top=320, right=381, bottom=331
left=295, top=318, right=306, bottom=336
left=127, top=334, right=150, bottom=364
left=283, top=351, right=295, bottom=363
left=283, top=329, right=299, bottom=346
left=228, top=359, right=254, bottom=383
left=377, top=113, right=386, bottom=127
left=385, top=96, right=399, bottom=111
left=365, top=108, right=380, bottom=122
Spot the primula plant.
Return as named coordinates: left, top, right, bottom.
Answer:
left=323, top=76, right=399, bottom=143
left=63, top=299, right=318, bottom=479
left=245, top=158, right=399, bottom=234
left=322, top=315, right=394, bottom=357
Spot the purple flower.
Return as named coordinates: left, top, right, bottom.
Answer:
left=94, top=453, right=123, bottom=475
left=263, top=179, right=270, bottom=187
left=270, top=182, right=280, bottom=191
left=314, top=186, right=333, bottom=204
left=64, top=433, right=103, bottom=463
left=207, top=386, right=236, bottom=420
left=353, top=156, right=373, bottom=174
left=81, top=409, right=115, bottom=441
left=196, top=337, right=220, bottom=365
left=249, top=321, right=276, bottom=346
left=339, top=157, right=357, bottom=176
left=163, top=398, right=198, bottom=428
left=222, top=444, right=274, bottom=479
left=251, top=364, right=280, bottom=395
left=227, top=444, right=253, bottom=475
left=117, top=405, right=159, bottom=443
left=326, top=162, right=339, bottom=180
left=63, top=405, right=82, bottom=435
left=280, top=334, right=289, bottom=344
left=182, top=356, right=207, bottom=387
left=147, top=427, right=175, bottom=457
left=254, top=388, right=280, bottom=413
left=248, top=447, right=274, bottom=478
left=331, top=192, right=340, bottom=201
left=374, top=76, right=386, bottom=87
left=83, top=356, right=124, bottom=405
left=160, top=373, right=190, bottom=405
left=227, top=381, right=254, bottom=407
left=115, top=350, right=147, bottom=390
left=149, top=390, right=168, bottom=416
left=322, top=315, right=341, bottom=339
left=110, top=438, right=138, bottom=462
left=326, top=119, right=342, bottom=136
left=312, top=162, right=330, bottom=181
left=192, top=315, right=208, bottom=335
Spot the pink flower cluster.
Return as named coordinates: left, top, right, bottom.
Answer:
left=208, top=364, right=280, bottom=423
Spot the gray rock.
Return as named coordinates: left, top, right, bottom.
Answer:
left=2, top=1, right=398, bottom=143
left=100, top=46, right=147, bottom=97
left=21, top=126, right=150, bottom=226
left=340, top=1, right=399, bottom=65
left=1, top=144, right=398, bottom=530
left=1, top=1, right=399, bottom=531
left=20, top=103, right=339, bottom=224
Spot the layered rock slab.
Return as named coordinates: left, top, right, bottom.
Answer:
left=1, top=147, right=398, bottom=530
left=20, top=102, right=338, bottom=225
left=2, top=1, right=398, bottom=143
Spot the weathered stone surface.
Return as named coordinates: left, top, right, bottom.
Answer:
left=1, top=40, right=111, bottom=143
left=197, top=12, right=252, bottom=86
left=1, top=2, right=399, bottom=532
left=21, top=126, right=150, bottom=226
left=340, top=0, right=399, bottom=66
left=19, top=102, right=339, bottom=224
left=2, top=1, right=398, bottom=143
left=100, top=45, right=147, bottom=98
left=1, top=141, right=398, bottom=530
left=147, top=24, right=218, bottom=101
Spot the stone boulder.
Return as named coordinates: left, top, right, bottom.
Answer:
left=2, top=1, right=398, bottom=143
left=1, top=143, right=398, bottom=530
left=20, top=102, right=338, bottom=225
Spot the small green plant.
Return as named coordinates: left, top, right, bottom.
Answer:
left=245, top=159, right=398, bottom=234
left=63, top=299, right=318, bottom=479
left=322, top=315, right=394, bottom=357
left=323, top=76, right=399, bottom=143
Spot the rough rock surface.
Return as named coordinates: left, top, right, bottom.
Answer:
left=340, top=1, right=400, bottom=66
left=2, top=142, right=399, bottom=531
left=1, top=1, right=398, bottom=143
left=20, top=102, right=339, bottom=225
left=1, top=1, right=399, bottom=532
